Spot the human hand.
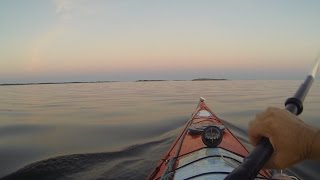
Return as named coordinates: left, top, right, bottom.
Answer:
left=248, top=107, right=318, bottom=169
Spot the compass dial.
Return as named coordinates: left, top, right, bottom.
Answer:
left=201, top=126, right=223, bottom=147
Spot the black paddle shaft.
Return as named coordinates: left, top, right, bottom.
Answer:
left=225, top=72, right=317, bottom=180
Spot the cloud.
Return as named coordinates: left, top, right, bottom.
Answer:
left=25, top=1, right=71, bottom=72
left=54, top=0, right=73, bottom=20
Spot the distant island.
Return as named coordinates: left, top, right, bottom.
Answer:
left=192, top=78, right=227, bottom=81
left=135, top=80, right=167, bottom=82
left=0, top=81, right=118, bottom=86
left=136, top=78, right=228, bottom=82
left=1, top=78, right=228, bottom=86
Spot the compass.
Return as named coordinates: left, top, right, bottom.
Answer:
left=201, top=126, right=223, bottom=147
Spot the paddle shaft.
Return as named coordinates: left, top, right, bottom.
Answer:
left=225, top=59, right=319, bottom=180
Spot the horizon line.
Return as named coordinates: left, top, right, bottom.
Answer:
left=0, top=78, right=311, bottom=87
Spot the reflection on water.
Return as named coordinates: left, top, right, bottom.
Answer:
left=0, top=81, right=319, bottom=179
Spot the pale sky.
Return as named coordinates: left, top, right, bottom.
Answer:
left=1, top=0, right=320, bottom=83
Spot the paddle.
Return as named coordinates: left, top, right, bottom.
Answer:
left=225, top=57, right=320, bottom=180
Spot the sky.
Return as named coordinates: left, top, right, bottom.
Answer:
left=0, top=0, right=320, bottom=83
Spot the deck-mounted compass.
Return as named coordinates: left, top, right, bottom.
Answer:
left=201, top=126, right=223, bottom=147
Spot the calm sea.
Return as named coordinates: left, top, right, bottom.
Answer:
left=0, top=81, right=319, bottom=179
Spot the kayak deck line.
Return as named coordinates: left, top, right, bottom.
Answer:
left=148, top=98, right=271, bottom=180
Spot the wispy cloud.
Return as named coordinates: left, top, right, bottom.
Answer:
left=26, top=0, right=73, bottom=72
left=54, top=0, right=74, bottom=20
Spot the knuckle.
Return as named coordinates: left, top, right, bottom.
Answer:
left=267, top=107, right=279, bottom=113
left=266, top=107, right=273, bottom=111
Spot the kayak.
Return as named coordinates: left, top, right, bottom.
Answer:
left=148, top=98, right=271, bottom=179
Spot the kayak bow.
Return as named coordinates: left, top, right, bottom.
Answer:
left=148, top=98, right=271, bottom=180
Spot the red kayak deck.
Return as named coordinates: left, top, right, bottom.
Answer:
left=148, top=99, right=271, bottom=179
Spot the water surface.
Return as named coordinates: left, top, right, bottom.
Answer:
left=0, top=81, right=319, bottom=179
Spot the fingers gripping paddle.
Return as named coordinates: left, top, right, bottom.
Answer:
left=225, top=56, right=320, bottom=180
